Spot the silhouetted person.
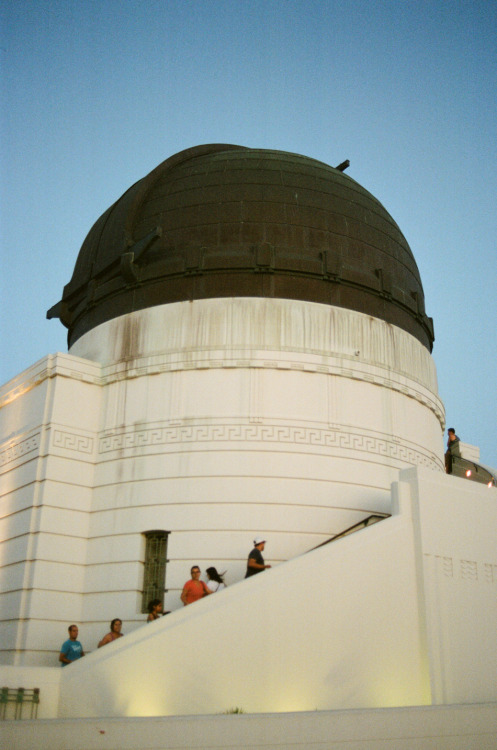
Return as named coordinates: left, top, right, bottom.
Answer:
left=445, top=427, right=460, bottom=473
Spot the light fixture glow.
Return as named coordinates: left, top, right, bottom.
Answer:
left=465, top=469, right=472, bottom=477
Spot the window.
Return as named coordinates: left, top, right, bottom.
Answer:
left=141, top=530, right=169, bottom=613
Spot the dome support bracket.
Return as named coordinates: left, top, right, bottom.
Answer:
left=120, top=226, right=162, bottom=283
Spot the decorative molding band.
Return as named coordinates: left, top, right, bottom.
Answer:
left=484, top=563, right=497, bottom=584
left=97, top=357, right=445, bottom=426
left=0, top=427, right=96, bottom=472
left=0, top=353, right=102, bottom=409
left=0, top=356, right=444, bottom=427
left=53, top=429, right=94, bottom=455
left=0, top=432, right=41, bottom=470
left=99, top=422, right=443, bottom=471
left=426, top=554, right=497, bottom=583
left=0, top=350, right=444, bottom=429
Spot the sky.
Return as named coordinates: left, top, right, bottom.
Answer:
left=1, top=0, right=496, bottom=467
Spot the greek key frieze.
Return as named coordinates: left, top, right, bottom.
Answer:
left=53, top=430, right=94, bottom=454
left=0, top=433, right=41, bottom=468
left=460, top=559, right=478, bottom=581
left=484, top=563, right=497, bottom=584
left=97, top=422, right=440, bottom=470
left=427, top=555, right=497, bottom=584
left=432, top=555, right=454, bottom=578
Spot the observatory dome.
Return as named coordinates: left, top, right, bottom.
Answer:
left=48, top=144, right=434, bottom=350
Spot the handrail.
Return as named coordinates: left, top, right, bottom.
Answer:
left=311, top=513, right=391, bottom=551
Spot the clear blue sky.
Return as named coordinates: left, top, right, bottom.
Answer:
left=1, top=1, right=496, bottom=467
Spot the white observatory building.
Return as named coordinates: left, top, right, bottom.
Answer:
left=1, top=145, right=496, bottom=748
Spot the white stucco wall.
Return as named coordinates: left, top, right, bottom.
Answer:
left=0, top=298, right=445, bottom=665
left=404, top=467, right=497, bottom=705
left=76, top=299, right=444, bottom=633
left=0, top=355, right=101, bottom=665
left=58, top=488, right=429, bottom=717
left=55, top=466, right=497, bottom=719
left=2, top=467, right=495, bottom=726
left=0, top=665, right=60, bottom=719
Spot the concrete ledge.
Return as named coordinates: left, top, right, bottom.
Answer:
left=3, top=702, right=497, bottom=750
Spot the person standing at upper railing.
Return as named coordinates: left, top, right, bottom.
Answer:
left=445, top=428, right=461, bottom=473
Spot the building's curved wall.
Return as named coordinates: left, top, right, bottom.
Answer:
left=70, top=299, right=445, bottom=619
left=71, top=297, right=437, bottom=384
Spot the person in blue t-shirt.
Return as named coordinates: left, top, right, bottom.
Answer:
left=59, top=624, right=85, bottom=666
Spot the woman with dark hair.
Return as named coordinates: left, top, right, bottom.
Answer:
left=146, top=599, right=163, bottom=622
left=98, top=618, right=123, bottom=647
left=205, top=567, right=226, bottom=592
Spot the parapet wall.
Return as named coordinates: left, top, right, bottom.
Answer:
left=55, top=466, right=497, bottom=719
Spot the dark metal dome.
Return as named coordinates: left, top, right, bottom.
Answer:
left=47, top=144, right=434, bottom=350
